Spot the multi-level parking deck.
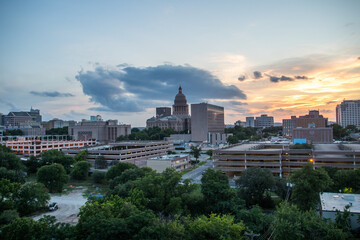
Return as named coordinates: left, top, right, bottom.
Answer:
left=214, top=144, right=360, bottom=178
left=63, top=140, right=174, bottom=167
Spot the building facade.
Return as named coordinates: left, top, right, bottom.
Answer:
left=255, top=114, right=274, bottom=128
left=69, top=120, right=131, bottom=143
left=336, top=100, right=360, bottom=128
left=283, top=110, right=328, bottom=137
left=3, top=107, right=42, bottom=127
left=246, top=117, right=255, bottom=127
left=191, top=103, right=225, bottom=142
left=147, top=154, right=191, bottom=173
left=146, top=87, right=191, bottom=132
left=292, top=128, right=333, bottom=144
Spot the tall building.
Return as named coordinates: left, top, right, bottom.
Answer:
left=283, top=110, right=328, bottom=137
left=336, top=100, right=360, bottom=128
left=146, top=87, right=191, bottom=132
left=246, top=117, right=255, bottom=127
left=173, top=86, right=189, bottom=117
left=69, top=120, right=131, bottom=143
left=191, top=103, right=225, bottom=142
left=255, top=114, right=274, bottom=128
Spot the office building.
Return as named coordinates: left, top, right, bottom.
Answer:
left=3, top=107, right=42, bottom=127
left=283, top=110, right=328, bottom=137
left=292, top=128, right=333, bottom=144
left=156, top=107, right=171, bottom=118
left=255, top=114, right=274, bottom=128
left=147, top=154, right=191, bottom=173
left=336, top=100, right=360, bottom=128
left=69, top=120, right=131, bottom=143
left=246, top=117, right=255, bottom=127
left=191, top=103, right=225, bottom=142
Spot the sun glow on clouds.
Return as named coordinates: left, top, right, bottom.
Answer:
left=214, top=54, right=360, bottom=123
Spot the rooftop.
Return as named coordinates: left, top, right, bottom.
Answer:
left=148, top=154, right=188, bottom=160
left=320, top=192, right=360, bottom=213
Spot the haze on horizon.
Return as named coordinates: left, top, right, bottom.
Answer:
left=0, top=0, right=359, bottom=126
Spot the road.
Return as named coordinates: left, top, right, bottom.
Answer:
left=181, top=160, right=213, bottom=184
left=33, top=190, right=87, bottom=225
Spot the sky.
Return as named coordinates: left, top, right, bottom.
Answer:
left=0, top=0, right=359, bottom=126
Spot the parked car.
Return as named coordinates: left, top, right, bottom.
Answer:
left=49, top=202, right=58, bottom=211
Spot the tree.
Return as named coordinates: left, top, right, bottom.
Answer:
left=0, top=167, right=25, bottom=183
left=37, top=164, right=69, bottom=193
left=236, top=167, right=275, bottom=206
left=12, top=182, right=50, bottom=216
left=205, top=150, right=213, bottom=158
left=0, top=145, right=25, bottom=171
left=335, top=205, right=352, bottom=232
left=331, top=123, right=348, bottom=140
left=0, top=179, right=21, bottom=212
left=190, top=146, right=201, bottom=162
left=106, top=162, right=137, bottom=180
left=92, top=171, right=106, bottom=184
left=227, top=135, right=239, bottom=144
left=0, top=217, right=48, bottom=240
left=201, top=169, right=236, bottom=214
left=0, top=209, right=19, bottom=225
left=70, top=161, right=91, bottom=180
left=95, top=156, right=108, bottom=169
left=290, top=163, right=332, bottom=211
left=39, top=149, right=75, bottom=173
left=74, top=149, right=89, bottom=162
left=25, top=155, right=41, bottom=174
left=234, top=205, right=272, bottom=234
left=185, top=214, right=247, bottom=240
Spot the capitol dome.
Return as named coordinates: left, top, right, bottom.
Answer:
left=174, top=86, right=187, bottom=106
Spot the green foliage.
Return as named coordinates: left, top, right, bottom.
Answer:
left=92, top=171, right=106, bottom=184
left=0, top=146, right=25, bottom=171
left=273, top=177, right=288, bottom=200
left=185, top=214, right=247, bottom=240
left=0, top=209, right=19, bottom=225
left=12, top=182, right=50, bottom=216
left=74, top=149, right=89, bottom=162
left=3, top=129, right=23, bottom=136
left=333, top=169, right=360, bottom=192
left=201, top=169, right=237, bottom=214
left=331, top=123, right=349, bottom=140
left=24, top=155, right=41, bottom=174
left=116, top=127, right=179, bottom=141
left=227, top=135, right=239, bottom=144
left=190, top=146, right=201, bottom=161
left=106, top=162, right=137, bottom=180
left=290, top=163, right=332, bottom=211
left=225, top=126, right=258, bottom=140
left=273, top=202, right=348, bottom=240
left=95, top=156, right=108, bottom=169
left=0, top=179, right=21, bottom=212
left=0, top=216, right=75, bottom=240
left=206, top=149, right=213, bottom=157
left=46, top=126, right=68, bottom=135
left=37, top=163, right=69, bottom=193
left=174, top=147, right=185, bottom=150
left=335, top=205, right=352, bottom=232
left=0, top=167, right=25, bottom=183
left=70, top=161, right=91, bottom=180
left=289, top=143, right=313, bottom=149
left=234, top=205, right=272, bottom=234
left=40, top=149, right=75, bottom=173
left=236, top=167, right=275, bottom=206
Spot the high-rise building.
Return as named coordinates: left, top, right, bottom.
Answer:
left=282, top=110, right=328, bottom=137
left=246, top=117, right=255, bottom=127
left=255, top=114, right=274, bottom=128
left=336, top=100, right=360, bottom=128
left=191, top=103, right=225, bottom=142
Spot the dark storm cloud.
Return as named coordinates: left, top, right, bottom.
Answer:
left=30, top=91, right=74, bottom=97
left=269, top=75, right=294, bottom=83
left=238, top=75, right=246, bottom=81
left=75, top=64, right=246, bottom=112
left=253, top=71, right=262, bottom=79
left=294, top=76, right=308, bottom=80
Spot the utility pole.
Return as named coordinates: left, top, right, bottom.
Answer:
left=245, top=231, right=260, bottom=240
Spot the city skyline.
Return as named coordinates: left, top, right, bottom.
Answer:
left=1, top=0, right=360, bottom=126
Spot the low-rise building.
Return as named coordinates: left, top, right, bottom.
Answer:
left=320, top=192, right=360, bottom=229
left=292, top=127, right=333, bottom=144
left=147, top=154, right=191, bottom=173
left=1, top=139, right=96, bottom=156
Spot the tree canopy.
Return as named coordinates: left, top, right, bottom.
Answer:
left=37, top=163, right=69, bottom=193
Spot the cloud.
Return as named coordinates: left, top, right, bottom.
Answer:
left=238, top=75, right=246, bottom=81
left=294, top=76, right=308, bottom=80
left=229, top=101, right=248, bottom=106
left=268, top=75, right=294, bottom=83
left=75, top=64, right=246, bottom=112
left=0, top=97, right=18, bottom=111
left=326, top=100, right=337, bottom=105
left=30, top=91, right=74, bottom=97
left=253, top=71, right=262, bottom=79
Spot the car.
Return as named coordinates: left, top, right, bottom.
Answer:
left=49, top=202, right=58, bottom=211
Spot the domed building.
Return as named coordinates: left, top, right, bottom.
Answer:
left=173, top=86, right=189, bottom=117
left=146, top=87, right=191, bottom=132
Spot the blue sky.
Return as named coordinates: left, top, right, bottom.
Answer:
left=1, top=0, right=359, bottom=126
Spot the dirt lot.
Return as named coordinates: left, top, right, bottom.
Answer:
left=33, top=189, right=87, bottom=225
